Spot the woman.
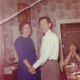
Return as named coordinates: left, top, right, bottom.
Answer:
left=64, top=43, right=80, bottom=65
left=14, top=22, right=41, bottom=80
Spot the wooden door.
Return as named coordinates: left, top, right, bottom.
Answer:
left=60, top=23, right=80, bottom=58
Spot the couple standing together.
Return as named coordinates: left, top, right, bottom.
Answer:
left=14, top=17, right=60, bottom=80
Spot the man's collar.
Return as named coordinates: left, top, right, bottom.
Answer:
left=45, top=29, right=52, bottom=35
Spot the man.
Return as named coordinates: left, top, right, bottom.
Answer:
left=26, top=17, right=60, bottom=80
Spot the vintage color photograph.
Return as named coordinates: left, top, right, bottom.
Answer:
left=0, top=0, right=80, bottom=80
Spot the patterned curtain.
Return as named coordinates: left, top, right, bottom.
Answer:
left=0, top=0, right=19, bottom=79
left=0, top=22, right=18, bottom=80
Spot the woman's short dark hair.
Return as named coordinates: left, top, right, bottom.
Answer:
left=19, top=22, right=30, bottom=34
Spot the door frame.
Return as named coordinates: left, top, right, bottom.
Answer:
left=0, top=27, right=4, bottom=79
left=56, top=19, right=80, bottom=71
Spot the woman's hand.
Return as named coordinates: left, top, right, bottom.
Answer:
left=23, top=59, right=36, bottom=74
left=28, top=67, right=36, bottom=74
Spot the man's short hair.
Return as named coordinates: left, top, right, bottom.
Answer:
left=39, top=16, right=52, bottom=23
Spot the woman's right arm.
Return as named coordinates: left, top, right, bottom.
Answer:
left=64, top=52, right=72, bottom=65
left=23, top=60, right=36, bottom=74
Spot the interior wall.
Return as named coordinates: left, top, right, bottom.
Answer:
left=31, top=0, right=80, bottom=22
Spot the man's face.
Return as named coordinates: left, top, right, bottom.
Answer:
left=39, top=19, right=51, bottom=33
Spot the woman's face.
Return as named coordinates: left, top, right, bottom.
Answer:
left=69, top=44, right=77, bottom=52
left=22, top=24, right=31, bottom=37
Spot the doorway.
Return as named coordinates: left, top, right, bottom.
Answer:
left=56, top=19, right=80, bottom=80
left=60, top=23, right=80, bottom=58
left=56, top=19, right=80, bottom=69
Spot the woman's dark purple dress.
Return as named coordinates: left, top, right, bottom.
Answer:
left=15, top=36, right=41, bottom=80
